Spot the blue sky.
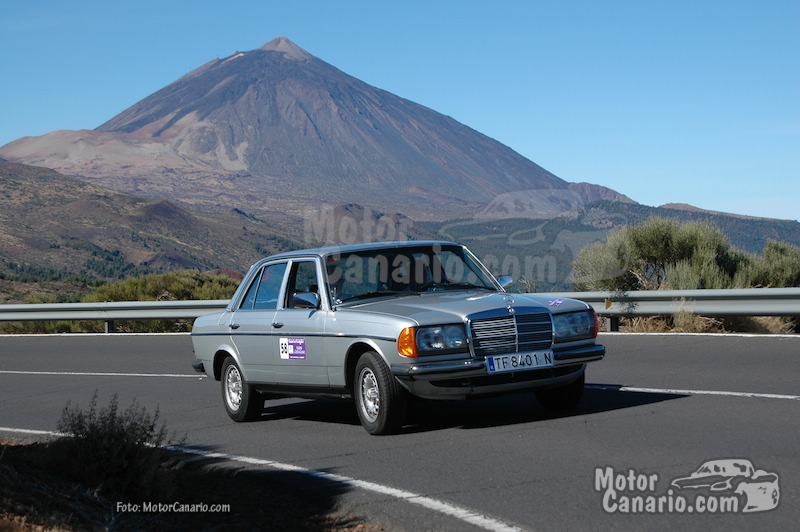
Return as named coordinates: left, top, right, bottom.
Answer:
left=1, top=0, right=798, bottom=221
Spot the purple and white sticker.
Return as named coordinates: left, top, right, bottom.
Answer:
left=279, top=337, right=307, bottom=359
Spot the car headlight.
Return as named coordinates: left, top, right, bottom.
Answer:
left=398, top=324, right=468, bottom=357
left=552, top=310, right=599, bottom=343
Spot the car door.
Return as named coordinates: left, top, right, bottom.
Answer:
left=228, top=260, right=288, bottom=384
left=271, top=258, right=330, bottom=386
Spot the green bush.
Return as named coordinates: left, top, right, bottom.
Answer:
left=82, top=270, right=239, bottom=303
left=52, top=391, right=181, bottom=501
left=572, top=217, right=799, bottom=291
left=747, top=241, right=800, bottom=288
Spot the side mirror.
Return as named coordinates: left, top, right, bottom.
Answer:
left=292, top=292, right=320, bottom=309
left=496, top=275, right=513, bottom=289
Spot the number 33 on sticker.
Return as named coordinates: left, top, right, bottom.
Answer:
left=280, top=337, right=307, bottom=359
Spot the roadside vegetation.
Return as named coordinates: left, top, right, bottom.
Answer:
left=572, top=217, right=800, bottom=333
left=55, top=392, right=180, bottom=501
left=1, top=270, right=239, bottom=334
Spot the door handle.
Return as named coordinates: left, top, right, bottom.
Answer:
left=229, top=323, right=240, bottom=329
left=272, top=322, right=284, bottom=329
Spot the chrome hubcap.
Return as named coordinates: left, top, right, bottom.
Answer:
left=359, top=368, right=380, bottom=422
left=225, top=366, right=243, bottom=411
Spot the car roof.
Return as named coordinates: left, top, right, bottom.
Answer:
left=264, top=240, right=461, bottom=261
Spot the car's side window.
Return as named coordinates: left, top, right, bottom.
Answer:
left=285, top=260, right=320, bottom=308
left=239, top=262, right=287, bottom=310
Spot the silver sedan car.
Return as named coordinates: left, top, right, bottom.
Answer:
left=191, top=240, right=605, bottom=434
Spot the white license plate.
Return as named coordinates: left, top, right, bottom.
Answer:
left=486, top=350, right=554, bottom=374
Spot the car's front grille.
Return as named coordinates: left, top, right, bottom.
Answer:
left=469, top=309, right=552, bottom=357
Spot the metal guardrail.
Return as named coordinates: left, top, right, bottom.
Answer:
left=546, top=288, right=800, bottom=331
left=0, top=288, right=798, bottom=332
left=0, top=300, right=229, bottom=333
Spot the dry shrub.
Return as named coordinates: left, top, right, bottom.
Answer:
left=720, top=316, right=796, bottom=334
left=620, top=313, right=795, bottom=334
left=621, top=312, right=723, bottom=333
left=52, top=391, right=182, bottom=501
left=671, top=311, right=724, bottom=333
left=621, top=316, right=672, bottom=333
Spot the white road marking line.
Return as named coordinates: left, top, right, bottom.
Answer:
left=0, top=427, right=66, bottom=436
left=4, top=371, right=795, bottom=401
left=0, top=370, right=204, bottom=378
left=587, top=384, right=800, bottom=401
left=0, top=427, right=523, bottom=532
left=3, top=370, right=794, bottom=402
left=174, top=446, right=524, bottom=532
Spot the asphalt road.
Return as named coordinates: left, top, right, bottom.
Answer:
left=1, top=333, right=798, bottom=531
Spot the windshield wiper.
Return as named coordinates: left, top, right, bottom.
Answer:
left=339, top=290, right=406, bottom=303
left=418, top=281, right=493, bottom=292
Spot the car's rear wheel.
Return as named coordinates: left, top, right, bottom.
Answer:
left=221, top=356, right=263, bottom=422
left=535, top=373, right=585, bottom=411
left=354, top=351, right=407, bottom=435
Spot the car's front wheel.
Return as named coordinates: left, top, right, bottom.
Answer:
left=221, top=356, right=263, bottom=422
left=354, top=351, right=407, bottom=435
left=535, top=373, right=585, bottom=411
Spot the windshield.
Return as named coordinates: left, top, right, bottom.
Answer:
left=324, top=244, right=499, bottom=305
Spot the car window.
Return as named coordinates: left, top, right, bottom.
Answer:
left=325, top=254, right=383, bottom=303
left=292, top=261, right=318, bottom=293
left=324, top=244, right=497, bottom=304
left=239, top=262, right=287, bottom=310
left=285, top=260, right=320, bottom=308
left=437, top=248, right=488, bottom=286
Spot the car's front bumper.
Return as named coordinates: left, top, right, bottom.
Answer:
left=390, top=343, right=604, bottom=399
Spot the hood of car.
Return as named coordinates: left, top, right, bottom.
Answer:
left=339, top=291, right=590, bottom=325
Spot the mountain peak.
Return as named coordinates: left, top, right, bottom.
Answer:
left=0, top=36, right=631, bottom=220
left=258, top=36, right=313, bottom=60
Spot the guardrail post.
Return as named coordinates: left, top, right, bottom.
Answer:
left=606, top=316, right=620, bottom=332
left=105, top=320, right=115, bottom=334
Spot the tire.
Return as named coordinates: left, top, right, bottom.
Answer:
left=354, top=351, right=408, bottom=435
left=535, top=373, right=585, bottom=411
left=221, top=356, right=263, bottom=422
